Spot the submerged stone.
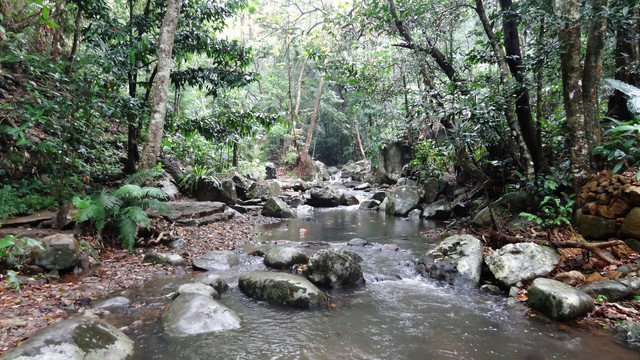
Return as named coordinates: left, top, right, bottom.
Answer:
left=304, top=249, right=364, bottom=287
left=192, top=250, right=239, bottom=271
left=264, top=246, right=308, bottom=269
left=238, top=271, right=327, bottom=309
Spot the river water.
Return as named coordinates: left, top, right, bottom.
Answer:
left=101, top=207, right=639, bottom=359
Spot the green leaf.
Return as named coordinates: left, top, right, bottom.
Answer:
left=123, top=206, right=150, bottom=228
left=612, top=160, right=624, bottom=174
left=117, top=214, right=137, bottom=250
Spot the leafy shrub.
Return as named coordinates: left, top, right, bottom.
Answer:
left=1, top=233, right=43, bottom=292
left=73, top=182, right=169, bottom=250
left=0, top=181, right=59, bottom=219
left=410, top=139, right=448, bottom=179
left=179, top=165, right=218, bottom=193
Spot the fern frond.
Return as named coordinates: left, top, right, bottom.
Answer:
left=75, top=203, right=98, bottom=222
left=123, top=206, right=150, bottom=228
left=140, top=199, right=171, bottom=214
left=116, top=214, right=138, bottom=250
left=139, top=187, right=168, bottom=200
left=126, top=168, right=160, bottom=186
left=114, top=184, right=143, bottom=199
left=99, top=192, right=122, bottom=212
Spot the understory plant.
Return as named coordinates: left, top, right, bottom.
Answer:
left=1, top=233, right=44, bottom=291
left=179, top=165, right=220, bottom=193
left=73, top=179, right=170, bottom=250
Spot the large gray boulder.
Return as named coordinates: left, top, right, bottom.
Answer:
left=31, top=234, right=81, bottom=271
left=166, top=201, right=226, bottom=222
left=0, top=316, right=134, bottom=359
left=238, top=271, right=327, bottom=309
left=473, top=192, right=530, bottom=227
left=246, top=181, right=282, bottom=201
left=416, top=235, right=483, bottom=287
left=484, top=242, right=561, bottom=287
left=161, top=293, right=242, bottom=336
left=232, top=173, right=256, bottom=200
left=527, top=278, right=595, bottom=321
left=620, top=207, right=640, bottom=238
left=579, top=278, right=640, bottom=302
left=307, top=186, right=345, bottom=208
left=377, top=142, right=412, bottom=184
left=264, top=247, right=308, bottom=269
left=195, top=178, right=237, bottom=205
left=359, top=199, right=380, bottom=210
left=341, top=160, right=371, bottom=182
left=304, top=249, right=364, bottom=288
left=192, top=250, right=239, bottom=271
left=574, top=209, right=619, bottom=240
left=384, top=185, right=420, bottom=217
left=422, top=199, right=451, bottom=219
left=261, top=197, right=296, bottom=218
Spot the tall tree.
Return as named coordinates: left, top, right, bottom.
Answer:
left=139, top=0, right=181, bottom=168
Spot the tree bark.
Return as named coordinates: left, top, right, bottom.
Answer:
left=66, top=5, right=83, bottom=74
left=284, top=60, right=306, bottom=156
left=582, top=0, right=609, bottom=150
left=557, top=0, right=590, bottom=187
left=499, top=0, right=546, bottom=174
left=304, top=72, right=325, bottom=154
left=139, top=0, right=181, bottom=168
left=355, top=123, right=366, bottom=160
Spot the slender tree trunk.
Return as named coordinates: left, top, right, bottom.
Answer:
left=125, top=0, right=139, bottom=174
left=355, top=123, right=366, bottom=160
left=66, top=6, right=83, bottom=74
left=304, top=72, right=325, bottom=154
left=139, top=0, right=181, bottom=168
left=284, top=61, right=305, bottom=156
left=535, top=21, right=545, bottom=157
left=499, top=0, right=546, bottom=174
left=557, top=0, right=590, bottom=186
left=582, top=0, right=609, bottom=150
left=474, top=0, right=532, bottom=178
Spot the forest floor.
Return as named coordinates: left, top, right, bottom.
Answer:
left=1, top=211, right=640, bottom=354
left=0, top=212, right=276, bottom=355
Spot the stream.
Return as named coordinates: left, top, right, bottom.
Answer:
left=98, top=207, right=639, bottom=359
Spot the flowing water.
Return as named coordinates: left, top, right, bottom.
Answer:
left=100, top=207, right=639, bottom=359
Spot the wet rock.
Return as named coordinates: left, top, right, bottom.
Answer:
left=347, top=238, right=369, bottom=247
left=354, top=182, right=372, bottom=191
left=31, top=233, right=82, bottom=270
left=232, top=173, right=256, bottom=200
left=238, top=271, right=327, bottom=309
left=359, top=199, right=380, bottom=210
left=384, top=185, right=420, bottom=217
left=618, top=321, right=640, bottom=347
left=162, top=293, right=241, bottom=336
left=381, top=244, right=399, bottom=251
left=554, top=271, right=586, bottom=286
left=377, top=141, right=412, bottom=184
left=372, top=191, right=386, bottom=202
left=177, top=282, right=219, bottom=298
left=194, top=273, right=229, bottom=294
left=192, top=251, right=239, bottom=271
left=620, top=207, right=640, bottom=238
left=579, top=278, right=640, bottom=302
left=422, top=177, right=441, bottom=203
left=408, top=209, right=422, bottom=218
left=417, top=235, right=483, bottom=287
left=247, top=181, right=282, bottom=201
left=0, top=316, right=134, bottom=359
left=194, top=178, right=237, bottom=205
left=573, top=209, right=619, bottom=240
left=473, top=192, right=530, bottom=227
left=264, top=247, right=308, bottom=269
left=485, top=242, right=561, bottom=287
left=93, top=296, right=130, bottom=309
left=479, top=284, right=502, bottom=295
left=527, top=278, right=595, bottom=321
left=341, top=160, right=371, bottom=182
left=168, top=237, right=187, bottom=249
left=142, top=252, right=186, bottom=266
left=261, top=197, right=296, bottom=218
left=307, top=186, right=345, bottom=207
left=422, top=199, right=451, bottom=219
left=291, top=179, right=311, bottom=192
left=304, top=249, right=365, bottom=288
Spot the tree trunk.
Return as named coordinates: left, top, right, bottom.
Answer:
left=474, top=0, right=532, bottom=178
left=139, top=0, right=181, bottom=168
left=284, top=61, right=305, bottom=156
left=557, top=0, right=590, bottom=187
left=355, top=123, right=366, bottom=160
left=304, top=72, right=325, bottom=154
left=582, top=0, right=609, bottom=150
left=66, top=5, right=83, bottom=74
left=499, top=0, right=546, bottom=174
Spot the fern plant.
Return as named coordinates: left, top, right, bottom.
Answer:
left=73, top=183, right=170, bottom=250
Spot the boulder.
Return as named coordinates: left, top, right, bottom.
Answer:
left=31, top=233, right=81, bottom=270
left=484, top=242, right=561, bottom=287
left=341, top=160, right=371, bottom=182
left=157, top=179, right=180, bottom=201
left=194, top=178, right=237, bottom=205
left=264, top=247, right=308, bottom=269
left=620, top=207, right=640, bottom=239
left=261, top=197, right=296, bottom=218
left=384, top=185, right=420, bottom=217
left=238, top=271, right=327, bottom=309
left=232, top=173, right=256, bottom=200
left=0, top=316, right=134, bottom=360
left=142, top=252, right=186, bottom=266
left=574, top=209, right=619, bottom=240
left=372, top=191, right=386, bottom=202
left=161, top=293, right=242, bottom=336
left=192, top=251, right=239, bottom=271
left=473, top=192, right=530, bottom=227
left=416, top=235, right=483, bottom=287
left=265, top=165, right=277, bottom=179
left=247, top=181, right=282, bottom=201
left=291, top=179, right=311, bottom=192
left=422, top=177, right=442, bottom=203
left=377, top=142, right=412, bottom=184
left=166, top=201, right=226, bottom=222
left=618, top=322, right=640, bottom=347
left=354, top=183, right=372, bottom=191
left=553, top=271, right=586, bottom=286
left=579, top=278, right=640, bottom=302
left=176, top=282, right=219, bottom=298
left=304, top=249, right=364, bottom=287
left=194, top=273, right=229, bottom=294
left=359, top=199, right=380, bottom=210
left=422, top=199, right=451, bottom=219
left=527, top=278, right=595, bottom=321
left=307, top=186, right=345, bottom=208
